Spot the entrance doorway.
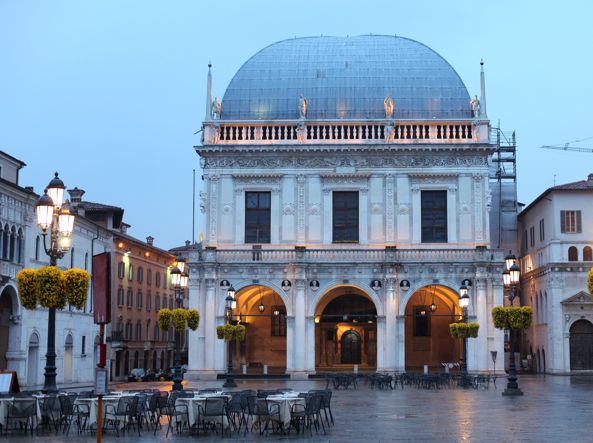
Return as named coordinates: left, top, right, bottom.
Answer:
left=570, top=320, right=593, bottom=370
left=315, top=288, right=377, bottom=371
left=0, top=287, right=14, bottom=371
left=233, top=285, right=287, bottom=374
left=404, top=285, right=460, bottom=372
left=27, top=333, right=39, bottom=386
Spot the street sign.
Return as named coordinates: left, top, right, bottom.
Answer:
left=94, top=368, right=108, bottom=396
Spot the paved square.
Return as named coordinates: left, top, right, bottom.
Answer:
left=6, top=375, right=593, bottom=442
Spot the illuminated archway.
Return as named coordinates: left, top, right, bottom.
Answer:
left=404, top=285, right=461, bottom=372
left=234, top=285, right=287, bottom=375
left=314, top=286, right=378, bottom=371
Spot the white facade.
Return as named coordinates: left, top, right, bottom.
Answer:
left=187, top=36, right=509, bottom=379
left=0, top=154, right=112, bottom=388
left=518, top=174, right=593, bottom=373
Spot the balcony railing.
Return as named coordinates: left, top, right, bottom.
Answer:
left=205, top=248, right=502, bottom=264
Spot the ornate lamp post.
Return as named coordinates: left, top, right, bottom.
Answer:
left=502, top=252, right=523, bottom=396
left=170, top=257, right=189, bottom=391
left=35, top=172, right=75, bottom=393
left=458, top=284, right=470, bottom=377
left=223, top=285, right=237, bottom=388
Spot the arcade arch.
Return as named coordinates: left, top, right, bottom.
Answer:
left=314, top=286, right=378, bottom=371
left=404, top=284, right=461, bottom=372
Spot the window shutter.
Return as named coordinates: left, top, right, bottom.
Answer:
left=560, top=211, right=566, bottom=233
left=577, top=211, right=582, bottom=233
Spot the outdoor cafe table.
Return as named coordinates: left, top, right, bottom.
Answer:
left=175, top=394, right=231, bottom=429
left=0, top=397, right=42, bottom=428
left=75, top=392, right=142, bottom=429
left=264, top=394, right=306, bottom=428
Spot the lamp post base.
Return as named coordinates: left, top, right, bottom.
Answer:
left=222, top=377, right=237, bottom=388
left=502, top=387, right=524, bottom=396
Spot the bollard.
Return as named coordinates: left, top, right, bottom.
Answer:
left=263, top=364, right=268, bottom=375
left=424, top=365, right=429, bottom=374
left=242, top=364, right=247, bottom=375
left=354, top=364, right=359, bottom=374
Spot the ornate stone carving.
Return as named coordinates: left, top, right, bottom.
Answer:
left=371, top=203, right=383, bottom=214
left=199, top=191, right=208, bottom=214
left=297, top=175, right=306, bottom=242
left=211, top=97, right=221, bottom=119
left=397, top=204, right=410, bottom=215
left=202, top=152, right=489, bottom=170
left=384, top=96, right=395, bottom=119
left=385, top=174, right=395, bottom=240
left=282, top=203, right=294, bottom=216
left=222, top=204, right=232, bottom=214
left=308, top=203, right=321, bottom=215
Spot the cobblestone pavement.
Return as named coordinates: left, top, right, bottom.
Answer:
left=5, top=375, right=593, bottom=442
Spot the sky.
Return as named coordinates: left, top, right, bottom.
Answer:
left=1, top=0, right=592, bottom=250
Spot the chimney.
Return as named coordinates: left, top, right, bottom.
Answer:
left=588, top=174, right=593, bottom=187
left=185, top=240, right=191, bottom=247
left=146, top=236, right=154, bottom=246
left=67, top=187, right=86, bottom=216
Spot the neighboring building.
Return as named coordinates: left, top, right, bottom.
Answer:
left=0, top=153, right=113, bottom=387
left=109, top=231, right=176, bottom=381
left=517, top=173, right=593, bottom=373
left=188, top=35, right=516, bottom=379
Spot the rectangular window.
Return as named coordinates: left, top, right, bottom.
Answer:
left=271, top=306, right=287, bottom=337
left=81, top=336, right=86, bottom=355
left=413, top=306, right=431, bottom=337
left=146, top=291, right=151, bottom=311
left=117, top=287, right=124, bottom=306
left=529, top=226, right=535, bottom=247
left=421, top=190, right=447, bottom=243
left=245, top=192, right=271, bottom=243
left=155, top=272, right=161, bottom=288
left=561, top=210, right=582, bottom=233
left=332, top=191, right=359, bottom=242
left=118, top=261, right=125, bottom=279
left=539, top=219, right=545, bottom=241
left=127, top=289, right=133, bottom=307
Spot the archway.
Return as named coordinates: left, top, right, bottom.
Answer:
left=570, top=320, right=593, bottom=370
left=64, top=334, right=73, bottom=383
left=314, top=287, right=377, bottom=371
left=0, top=286, right=14, bottom=370
left=404, top=285, right=460, bottom=372
left=234, top=285, right=287, bottom=374
left=27, top=333, right=39, bottom=386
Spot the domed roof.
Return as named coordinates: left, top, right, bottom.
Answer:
left=220, top=35, right=472, bottom=121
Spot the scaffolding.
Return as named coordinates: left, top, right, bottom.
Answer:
left=489, top=127, right=518, bottom=251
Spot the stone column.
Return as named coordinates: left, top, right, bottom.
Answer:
left=384, top=278, right=397, bottom=371
left=292, top=279, right=307, bottom=379
left=491, top=278, right=505, bottom=374
left=376, top=315, right=385, bottom=371
left=470, top=274, right=488, bottom=371
left=202, top=278, right=217, bottom=379
left=306, top=315, right=316, bottom=374
left=546, top=273, right=564, bottom=373
left=186, top=267, right=202, bottom=381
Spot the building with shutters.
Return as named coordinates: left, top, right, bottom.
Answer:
left=517, top=173, right=593, bottom=373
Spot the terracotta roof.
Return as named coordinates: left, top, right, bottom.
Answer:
left=519, top=177, right=593, bottom=218
left=78, top=201, right=124, bottom=212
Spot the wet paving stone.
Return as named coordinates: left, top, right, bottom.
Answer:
left=5, top=375, right=593, bottom=442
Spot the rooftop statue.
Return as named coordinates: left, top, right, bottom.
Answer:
left=384, top=95, right=395, bottom=119
left=470, top=95, right=481, bottom=118
left=298, top=94, right=308, bottom=119
left=211, top=97, right=222, bottom=119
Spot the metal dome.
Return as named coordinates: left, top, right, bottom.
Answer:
left=220, top=35, right=472, bottom=121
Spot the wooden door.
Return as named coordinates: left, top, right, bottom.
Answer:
left=341, top=330, right=361, bottom=364
left=570, top=320, right=593, bottom=370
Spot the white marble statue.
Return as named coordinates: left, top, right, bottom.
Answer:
left=211, top=97, right=222, bottom=119
left=470, top=95, right=481, bottom=118
left=298, top=94, right=308, bottom=119
left=384, top=95, right=395, bottom=119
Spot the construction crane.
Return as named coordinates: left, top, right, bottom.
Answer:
left=540, top=136, right=593, bottom=153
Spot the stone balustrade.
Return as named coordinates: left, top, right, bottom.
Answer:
left=203, top=120, right=490, bottom=146
left=206, top=247, right=502, bottom=265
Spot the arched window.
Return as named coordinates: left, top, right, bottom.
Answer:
left=584, top=246, right=593, bottom=262
left=568, top=246, right=578, bottom=261
left=135, top=321, right=142, bottom=341
left=155, top=272, right=161, bottom=288
left=133, top=350, right=139, bottom=368
left=2, top=225, right=9, bottom=259
left=544, top=291, right=548, bottom=323
left=84, top=252, right=89, bottom=270
left=136, top=289, right=143, bottom=309
left=127, top=288, right=133, bottom=307
left=125, top=321, right=132, bottom=340
left=117, top=287, right=124, bottom=306
left=35, top=235, right=40, bottom=261
left=16, top=229, right=24, bottom=264
left=9, top=226, right=16, bottom=261
left=146, top=291, right=151, bottom=311
left=137, top=266, right=143, bottom=283
left=146, top=319, right=151, bottom=340
left=147, top=269, right=152, bottom=286
left=153, top=324, right=160, bottom=342
left=155, top=294, right=161, bottom=311
left=128, top=264, right=134, bottom=281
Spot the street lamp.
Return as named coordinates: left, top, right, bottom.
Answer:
left=170, top=257, right=189, bottom=391
left=458, top=284, right=470, bottom=377
left=502, top=256, right=523, bottom=396
left=223, top=285, right=237, bottom=388
left=35, top=173, right=75, bottom=393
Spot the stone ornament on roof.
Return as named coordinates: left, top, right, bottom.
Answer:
left=298, top=94, right=308, bottom=119
left=470, top=95, right=481, bottom=118
left=384, top=95, right=394, bottom=119
left=211, top=97, right=221, bottom=119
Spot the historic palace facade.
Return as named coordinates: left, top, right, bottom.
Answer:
left=187, top=35, right=512, bottom=379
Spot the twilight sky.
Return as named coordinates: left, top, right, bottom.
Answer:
left=1, top=0, right=592, bottom=249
